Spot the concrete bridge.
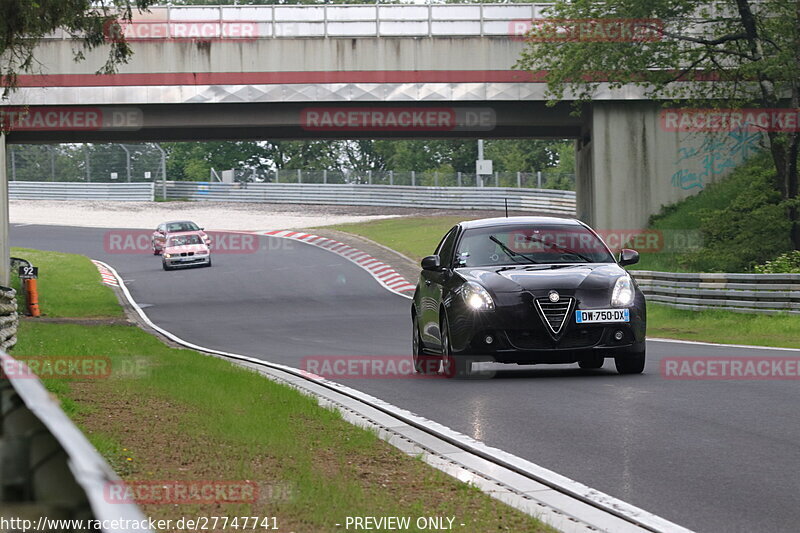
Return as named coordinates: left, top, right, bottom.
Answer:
left=0, top=4, right=761, bottom=283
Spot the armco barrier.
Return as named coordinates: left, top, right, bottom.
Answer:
left=165, top=182, right=577, bottom=215
left=0, top=287, right=17, bottom=351
left=9, top=182, right=154, bottom=201
left=0, top=351, right=152, bottom=532
left=631, top=270, right=800, bottom=314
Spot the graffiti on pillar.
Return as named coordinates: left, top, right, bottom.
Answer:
left=670, top=129, right=763, bottom=190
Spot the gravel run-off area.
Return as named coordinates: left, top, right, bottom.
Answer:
left=10, top=200, right=509, bottom=231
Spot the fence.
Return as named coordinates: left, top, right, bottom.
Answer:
left=631, top=270, right=800, bottom=314
left=165, top=182, right=577, bottom=215
left=0, top=351, right=152, bottom=532
left=9, top=182, right=155, bottom=201
left=238, top=169, right=575, bottom=190
left=0, top=286, right=16, bottom=351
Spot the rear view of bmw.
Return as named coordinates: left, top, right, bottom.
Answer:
left=412, top=217, right=646, bottom=378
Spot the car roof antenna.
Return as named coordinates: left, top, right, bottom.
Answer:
left=504, top=198, right=508, bottom=218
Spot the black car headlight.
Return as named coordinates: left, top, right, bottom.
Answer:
left=611, top=275, right=635, bottom=307
left=462, top=282, right=495, bottom=311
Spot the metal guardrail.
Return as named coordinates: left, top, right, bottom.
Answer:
left=0, top=351, right=152, bottom=532
left=0, top=287, right=17, bottom=351
left=631, top=270, right=800, bottom=314
left=42, top=3, right=555, bottom=40
left=9, top=182, right=155, bottom=201
left=165, top=181, right=577, bottom=215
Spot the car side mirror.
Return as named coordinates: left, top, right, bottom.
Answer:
left=421, top=255, right=441, bottom=271
left=619, top=248, right=639, bottom=267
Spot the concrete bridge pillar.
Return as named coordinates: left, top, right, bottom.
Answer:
left=576, top=101, right=761, bottom=232
left=0, top=134, right=8, bottom=286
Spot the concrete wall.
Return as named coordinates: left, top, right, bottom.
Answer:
left=580, top=101, right=765, bottom=230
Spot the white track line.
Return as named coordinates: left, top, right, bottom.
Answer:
left=91, top=259, right=695, bottom=533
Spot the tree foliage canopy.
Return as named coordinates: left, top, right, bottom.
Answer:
left=515, top=0, right=800, bottom=248
left=0, top=0, right=157, bottom=96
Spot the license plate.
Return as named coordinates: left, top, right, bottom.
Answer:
left=575, top=309, right=629, bottom=324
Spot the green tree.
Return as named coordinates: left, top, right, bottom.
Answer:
left=515, top=0, right=800, bottom=249
left=0, top=0, right=155, bottom=97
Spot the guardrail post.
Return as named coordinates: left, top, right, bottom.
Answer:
left=368, top=170, right=372, bottom=185
left=275, top=169, right=279, bottom=183
left=517, top=172, right=521, bottom=188
left=457, top=172, right=462, bottom=187
left=537, top=170, right=542, bottom=189
left=435, top=172, right=439, bottom=187
left=389, top=170, right=393, bottom=186
left=494, top=172, right=499, bottom=187
left=323, top=169, right=327, bottom=184
left=297, top=169, right=302, bottom=184
left=411, top=170, right=416, bottom=187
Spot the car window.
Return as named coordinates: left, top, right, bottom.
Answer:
left=455, top=224, right=614, bottom=266
left=435, top=227, right=459, bottom=267
left=168, top=235, right=202, bottom=247
left=167, top=222, right=199, bottom=232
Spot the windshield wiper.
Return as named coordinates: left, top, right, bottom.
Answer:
left=521, top=234, right=596, bottom=263
left=489, top=235, right=541, bottom=265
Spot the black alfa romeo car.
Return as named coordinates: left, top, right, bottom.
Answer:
left=411, top=217, right=646, bottom=378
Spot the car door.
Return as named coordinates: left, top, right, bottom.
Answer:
left=420, top=226, right=459, bottom=350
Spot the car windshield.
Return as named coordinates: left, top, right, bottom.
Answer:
left=168, top=235, right=203, bottom=247
left=166, top=221, right=199, bottom=232
left=455, top=224, right=614, bottom=267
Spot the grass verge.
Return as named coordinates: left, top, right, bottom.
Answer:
left=327, top=218, right=800, bottom=349
left=10, top=249, right=553, bottom=533
left=10, top=247, right=122, bottom=318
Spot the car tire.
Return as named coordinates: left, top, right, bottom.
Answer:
left=412, top=314, right=438, bottom=375
left=205, top=259, right=212, bottom=268
left=162, top=262, right=171, bottom=271
left=615, top=347, right=646, bottom=375
left=578, top=355, right=604, bottom=369
left=440, top=316, right=471, bottom=379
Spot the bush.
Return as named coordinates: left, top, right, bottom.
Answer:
left=754, top=251, right=800, bottom=273
left=648, top=153, right=793, bottom=272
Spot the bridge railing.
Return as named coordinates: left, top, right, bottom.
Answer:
left=631, top=270, right=800, bottom=315
left=42, top=3, right=556, bottom=39
left=0, top=350, right=153, bottom=532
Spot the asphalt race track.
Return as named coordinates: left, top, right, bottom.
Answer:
left=13, top=224, right=800, bottom=533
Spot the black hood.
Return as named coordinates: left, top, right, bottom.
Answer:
left=457, top=263, right=628, bottom=294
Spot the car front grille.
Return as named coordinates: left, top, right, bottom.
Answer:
left=179, top=252, right=195, bottom=257
left=534, top=297, right=574, bottom=335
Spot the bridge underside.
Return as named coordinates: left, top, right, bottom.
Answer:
left=4, top=101, right=582, bottom=144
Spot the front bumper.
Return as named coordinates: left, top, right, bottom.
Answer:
left=163, top=254, right=210, bottom=268
left=446, top=291, right=646, bottom=364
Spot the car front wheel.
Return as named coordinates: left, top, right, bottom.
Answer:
left=162, top=262, right=171, bottom=271
left=412, top=314, right=438, bottom=375
left=440, top=316, right=471, bottom=379
left=615, top=347, right=646, bottom=375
